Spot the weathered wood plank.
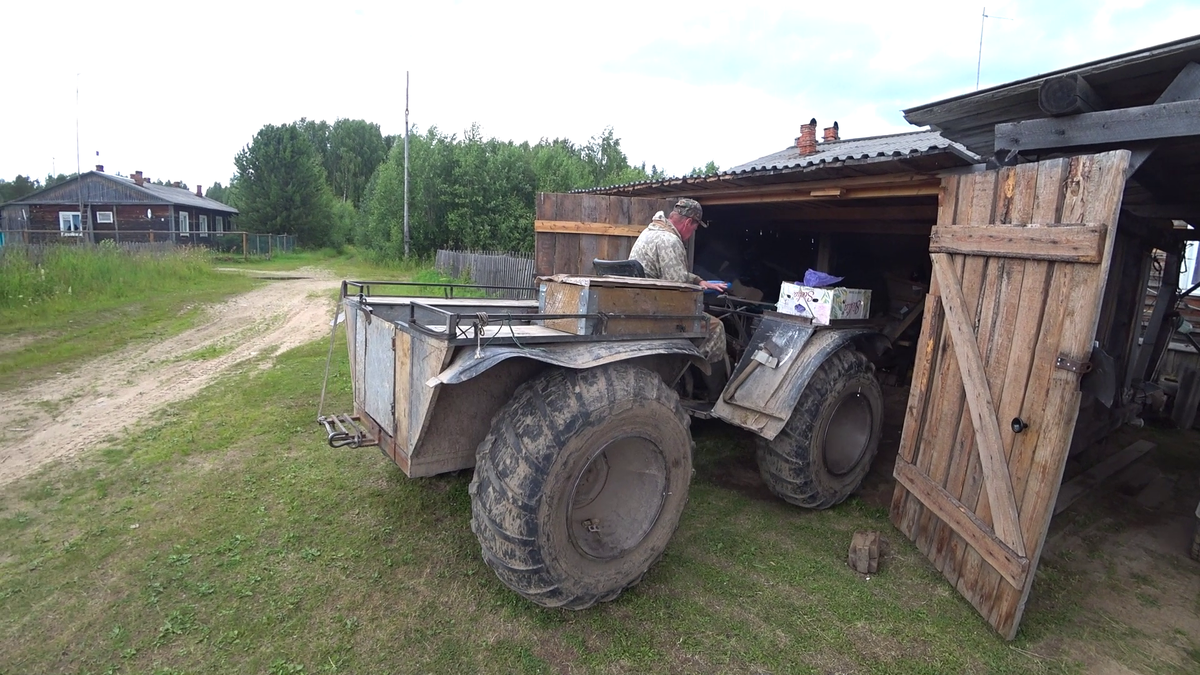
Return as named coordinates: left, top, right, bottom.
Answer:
left=932, top=171, right=997, bottom=580
left=995, top=99, right=1200, bottom=152
left=932, top=252, right=1026, bottom=555
left=1054, top=440, right=1156, bottom=515
left=894, top=459, right=1028, bottom=589
left=929, top=224, right=1107, bottom=263
left=534, top=220, right=644, bottom=237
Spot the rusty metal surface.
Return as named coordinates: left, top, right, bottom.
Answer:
left=430, top=339, right=706, bottom=386
left=712, top=314, right=874, bottom=440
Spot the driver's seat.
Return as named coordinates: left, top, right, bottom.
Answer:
left=592, top=258, right=646, bottom=278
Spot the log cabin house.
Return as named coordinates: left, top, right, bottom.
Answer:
left=0, top=168, right=238, bottom=244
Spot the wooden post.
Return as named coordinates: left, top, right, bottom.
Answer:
left=149, top=230, right=155, bottom=244
left=243, top=232, right=248, bottom=260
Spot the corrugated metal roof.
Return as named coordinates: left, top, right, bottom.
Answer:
left=581, top=128, right=979, bottom=197
left=727, top=129, right=977, bottom=173
left=121, top=176, right=238, bottom=213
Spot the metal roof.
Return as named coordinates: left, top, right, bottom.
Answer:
left=583, top=129, right=979, bottom=198
left=3, top=171, right=238, bottom=214
left=726, top=129, right=977, bottom=173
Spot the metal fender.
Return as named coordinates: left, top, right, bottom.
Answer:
left=429, top=339, right=708, bottom=386
left=711, top=314, right=877, bottom=440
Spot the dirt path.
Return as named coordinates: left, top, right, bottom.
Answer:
left=0, top=271, right=342, bottom=485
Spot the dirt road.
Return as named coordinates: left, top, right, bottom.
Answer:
left=0, top=271, right=342, bottom=485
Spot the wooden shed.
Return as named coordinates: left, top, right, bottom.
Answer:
left=0, top=169, right=238, bottom=244
left=534, top=33, right=1200, bottom=640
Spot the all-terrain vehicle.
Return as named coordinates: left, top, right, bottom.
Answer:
left=320, top=268, right=896, bottom=608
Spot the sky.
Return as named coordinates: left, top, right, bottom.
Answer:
left=2, top=0, right=1198, bottom=191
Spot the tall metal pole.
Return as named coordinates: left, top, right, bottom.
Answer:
left=403, top=71, right=411, bottom=259
left=76, top=73, right=85, bottom=241
left=976, top=7, right=986, bottom=91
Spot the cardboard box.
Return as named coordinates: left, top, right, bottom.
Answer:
left=538, top=275, right=706, bottom=336
left=777, top=282, right=871, bottom=325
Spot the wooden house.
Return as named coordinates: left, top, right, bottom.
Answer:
left=0, top=168, right=238, bottom=244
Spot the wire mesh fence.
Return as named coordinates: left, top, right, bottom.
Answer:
left=0, top=231, right=296, bottom=259
left=435, top=249, right=536, bottom=299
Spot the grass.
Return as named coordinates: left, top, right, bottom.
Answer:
left=0, top=246, right=257, bottom=390
left=0, top=334, right=1100, bottom=675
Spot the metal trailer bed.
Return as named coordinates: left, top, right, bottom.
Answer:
left=320, top=280, right=711, bottom=477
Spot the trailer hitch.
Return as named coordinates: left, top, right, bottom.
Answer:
left=318, top=414, right=379, bottom=449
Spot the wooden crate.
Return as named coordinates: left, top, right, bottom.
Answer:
left=538, top=275, right=704, bottom=336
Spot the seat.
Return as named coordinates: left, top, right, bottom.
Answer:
left=592, top=258, right=646, bottom=278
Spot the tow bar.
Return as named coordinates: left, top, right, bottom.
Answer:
left=318, top=414, right=379, bottom=449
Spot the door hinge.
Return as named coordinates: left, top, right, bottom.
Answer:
left=1055, top=354, right=1093, bottom=374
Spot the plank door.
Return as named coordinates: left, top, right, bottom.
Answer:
left=534, top=193, right=675, bottom=276
left=889, top=150, right=1130, bottom=640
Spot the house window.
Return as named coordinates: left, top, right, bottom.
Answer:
left=215, top=216, right=224, bottom=234
left=199, top=215, right=209, bottom=236
left=96, top=211, right=114, bottom=224
left=59, top=211, right=82, bottom=236
left=179, top=211, right=190, bottom=235
left=1181, top=240, right=1200, bottom=296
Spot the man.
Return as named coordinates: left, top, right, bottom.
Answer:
left=629, top=198, right=726, bottom=292
left=629, top=198, right=728, bottom=367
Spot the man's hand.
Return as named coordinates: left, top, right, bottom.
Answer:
left=699, top=280, right=729, bottom=292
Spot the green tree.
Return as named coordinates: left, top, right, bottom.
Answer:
left=0, top=175, right=41, bottom=203
left=687, top=161, right=720, bottom=177
left=234, top=123, right=337, bottom=247
left=328, top=119, right=387, bottom=206
left=205, top=181, right=233, bottom=205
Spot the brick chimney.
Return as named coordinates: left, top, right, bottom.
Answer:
left=196, top=184, right=203, bottom=197
left=95, top=164, right=104, bottom=172
left=823, top=121, right=840, bottom=142
left=796, top=118, right=818, bottom=156
left=132, top=171, right=144, bottom=186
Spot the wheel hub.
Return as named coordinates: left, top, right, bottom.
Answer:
left=824, top=392, right=873, bottom=475
left=567, top=435, right=667, bottom=560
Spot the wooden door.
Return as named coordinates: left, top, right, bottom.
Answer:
left=889, top=150, right=1130, bottom=640
left=534, top=193, right=675, bottom=276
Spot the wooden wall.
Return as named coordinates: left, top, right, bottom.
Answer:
left=534, top=193, right=674, bottom=276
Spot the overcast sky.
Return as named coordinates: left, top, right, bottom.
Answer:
left=3, top=1, right=1198, bottom=190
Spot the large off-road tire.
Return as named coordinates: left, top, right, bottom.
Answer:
left=756, top=348, right=882, bottom=509
left=469, top=363, right=692, bottom=609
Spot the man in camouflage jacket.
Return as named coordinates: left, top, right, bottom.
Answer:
left=629, top=198, right=727, bottom=363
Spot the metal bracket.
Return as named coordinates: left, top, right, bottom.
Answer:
left=1055, top=355, right=1093, bottom=374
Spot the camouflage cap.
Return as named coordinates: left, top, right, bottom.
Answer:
left=672, top=198, right=707, bottom=227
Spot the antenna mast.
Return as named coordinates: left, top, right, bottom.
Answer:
left=976, top=6, right=1013, bottom=90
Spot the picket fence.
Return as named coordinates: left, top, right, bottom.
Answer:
left=434, top=249, right=537, bottom=299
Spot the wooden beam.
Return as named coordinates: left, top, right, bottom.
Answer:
left=746, top=204, right=938, bottom=221
left=931, top=253, right=1027, bottom=557
left=929, top=224, right=1107, bottom=263
left=699, top=182, right=941, bottom=206
left=894, top=459, right=1029, bottom=588
left=534, top=220, right=642, bottom=237
left=1038, top=74, right=1105, bottom=116
left=1053, top=440, right=1155, bottom=515
left=996, top=100, right=1200, bottom=153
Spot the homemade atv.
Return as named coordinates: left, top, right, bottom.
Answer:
left=321, top=274, right=890, bottom=608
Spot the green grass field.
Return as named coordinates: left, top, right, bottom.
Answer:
left=0, top=332, right=1115, bottom=675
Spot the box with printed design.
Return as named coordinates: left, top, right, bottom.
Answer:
left=776, top=282, right=871, bottom=325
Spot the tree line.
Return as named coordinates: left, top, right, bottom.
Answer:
left=221, top=118, right=716, bottom=257
left=2, top=120, right=718, bottom=258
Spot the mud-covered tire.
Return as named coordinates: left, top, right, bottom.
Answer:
left=756, top=348, right=882, bottom=509
left=469, top=363, right=692, bottom=609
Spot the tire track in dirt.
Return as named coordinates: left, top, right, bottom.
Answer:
left=0, top=272, right=342, bottom=485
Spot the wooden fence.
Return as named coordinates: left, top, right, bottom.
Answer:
left=434, top=249, right=536, bottom=299
left=0, top=232, right=296, bottom=261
